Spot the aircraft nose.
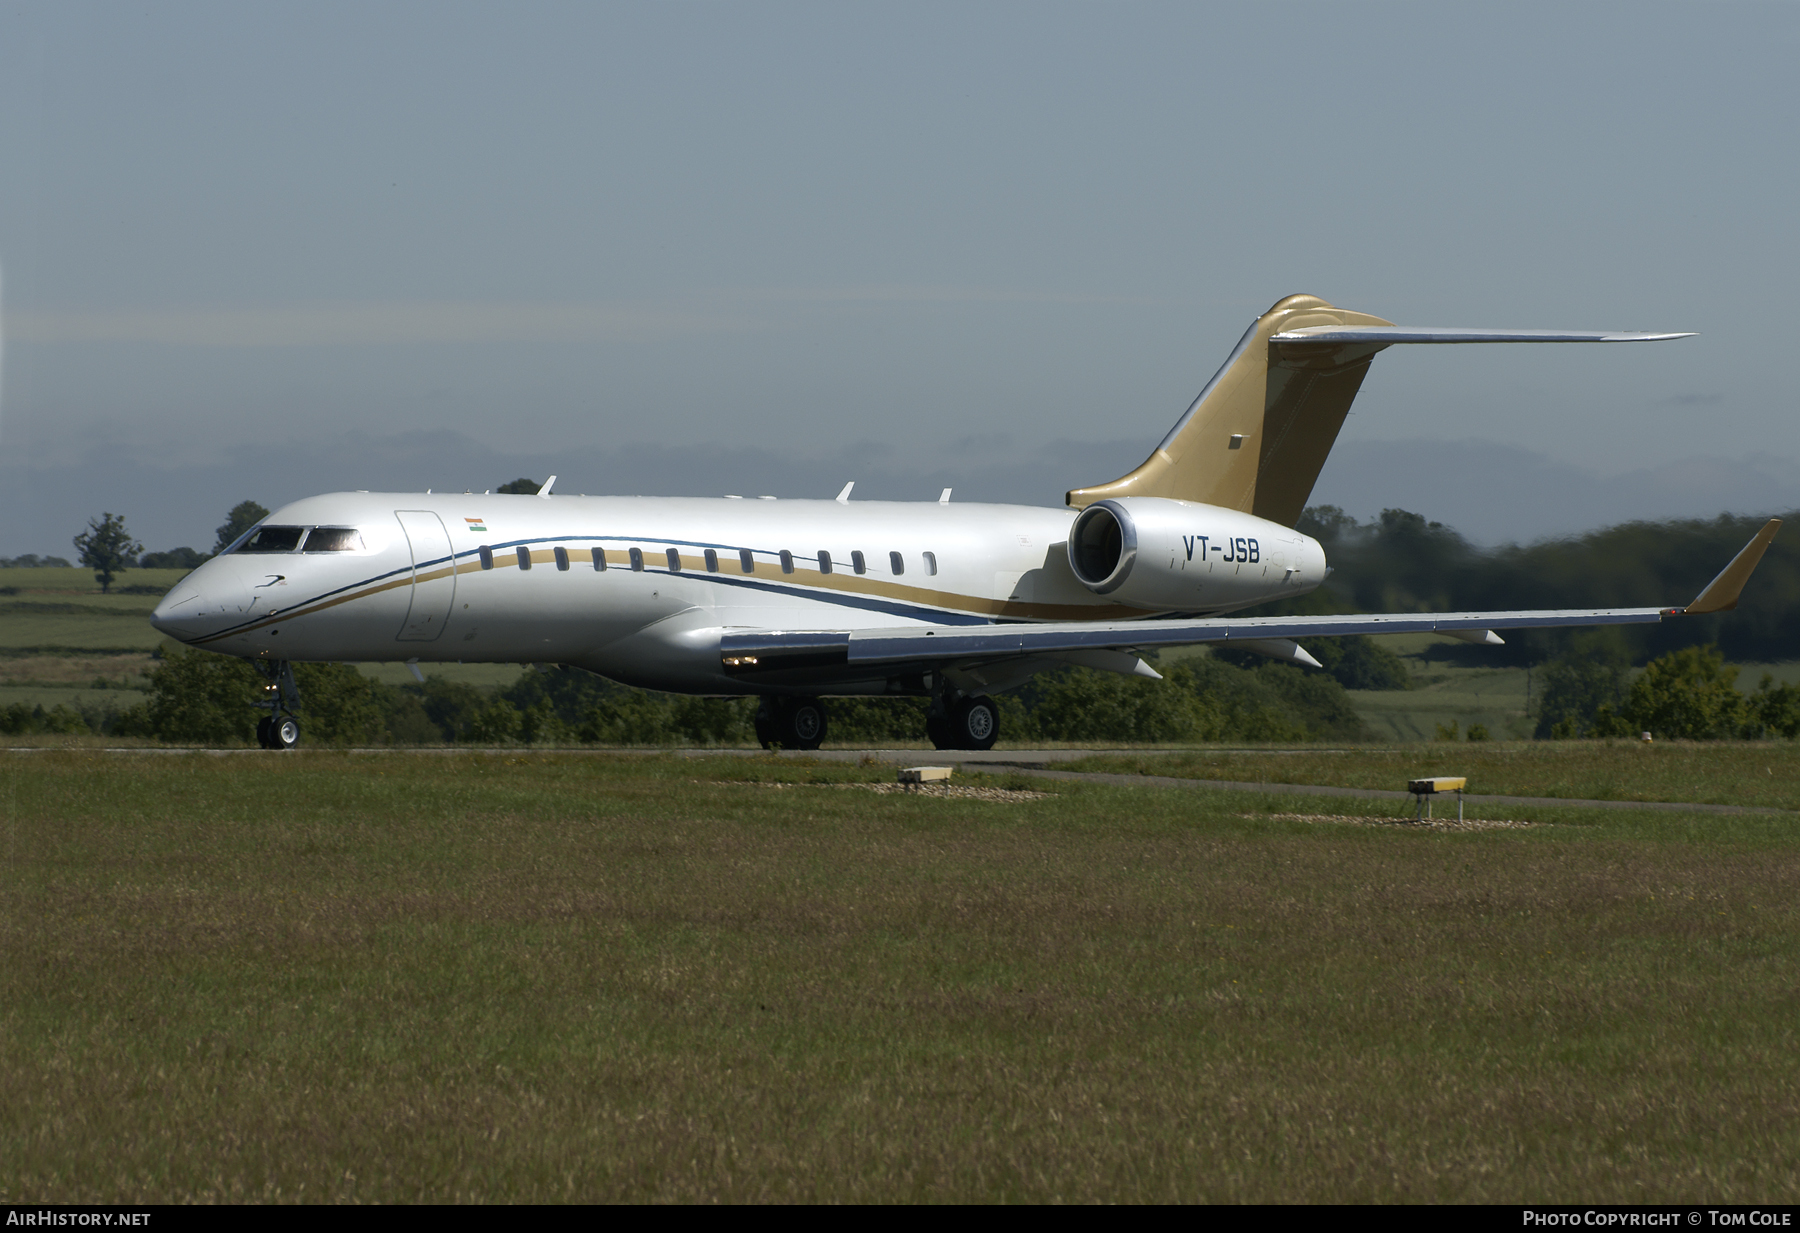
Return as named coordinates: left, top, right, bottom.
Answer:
left=150, top=561, right=254, bottom=640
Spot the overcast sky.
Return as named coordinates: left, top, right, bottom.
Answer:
left=2, top=2, right=1795, bottom=555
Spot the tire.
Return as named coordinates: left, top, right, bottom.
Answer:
left=778, top=698, right=827, bottom=751
left=949, top=696, right=999, bottom=751
left=274, top=716, right=301, bottom=750
left=925, top=711, right=952, bottom=750
left=754, top=699, right=778, bottom=750
left=256, top=716, right=275, bottom=749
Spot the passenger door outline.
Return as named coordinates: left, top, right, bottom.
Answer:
left=395, top=510, right=457, bottom=641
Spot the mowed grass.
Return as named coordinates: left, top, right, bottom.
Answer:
left=0, top=568, right=178, bottom=654
left=4, top=751, right=1799, bottom=1203
left=1063, top=742, right=1800, bottom=812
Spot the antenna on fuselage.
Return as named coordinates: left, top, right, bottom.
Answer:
left=939, top=488, right=952, bottom=504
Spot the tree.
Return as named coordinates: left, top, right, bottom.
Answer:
left=1534, top=644, right=1630, bottom=738
left=1753, top=676, right=1800, bottom=739
left=143, top=647, right=263, bottom=744
left=289, top=662, right=386, bottom=746
left=73, top=513, right=143, bottom=594
left=139, top=546, right=206, bottom=570
left=1623, top=645, right=1754, bottom=740
left=495, top=478, right=540, bottom=495
left=213, top=501, right=270, bottom=554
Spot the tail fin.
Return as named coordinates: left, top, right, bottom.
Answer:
left=1066, top=295, right=1389, bottom=524
left=1066, top=294, right=1691, bottom=526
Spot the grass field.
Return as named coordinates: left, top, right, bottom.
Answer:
left=0, top=563, right=527, bottom=702
left=1062, top=742, right=1800, bottom=812
left=4, top=749, right=1798, bottom=1202
left=0, top=568, right=175, bottom=656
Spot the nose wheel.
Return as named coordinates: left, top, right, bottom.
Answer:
left=256, top=714, right=302, bottom=750
left=252, top=660, right=303, bottom=750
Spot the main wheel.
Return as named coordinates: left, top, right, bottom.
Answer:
left=777, top=698, right=827, bottom=751
left=273, top=716, right=301, bottom=750
left=754, top=699, right=779, bottom=750
left=256, top=716, right=275, bottom=749
left=947, top=696, right=999, bottom=751
left=925, top=710, right=952, bottom=750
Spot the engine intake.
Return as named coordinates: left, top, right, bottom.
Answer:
left=1068, top=501, right=1136, bottom=593
left=1064, top=497, right=1325, bottom=612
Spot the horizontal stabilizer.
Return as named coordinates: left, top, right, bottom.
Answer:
left=1270, top=326, right=1694, bottom=345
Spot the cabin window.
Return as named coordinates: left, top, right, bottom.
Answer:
left=516, top=546, right=532, bottom=570
left=666, top=548, right=682, bottom=572
left=302, top=527, right=363, bottom=552
left=739, top=549, right=755, bottom=574
left=890, top=551, right=904, bottom=576
left=780, top=550, right=794, bottom=574
left=704, top=548, right=719, bottom=572
left=234, top=526, right=305, bottom=553
left=851, top=550, right=866, bottom=575
left=479, top=545, right=494, bottom=570
left=591, top=547, right=607, bottom=571
left=554, top=546, right=570, bottom=571
left=629, top=548, right=645, bottom=572
left=923, top=551, right=937, bottom=576
left=818, top=550, right=832, bottom=575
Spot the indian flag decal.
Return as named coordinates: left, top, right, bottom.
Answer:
left=465, top=518, right=488, bottom=533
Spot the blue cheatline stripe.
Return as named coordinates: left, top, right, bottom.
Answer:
left=195, top=534, right=1003, bottom=641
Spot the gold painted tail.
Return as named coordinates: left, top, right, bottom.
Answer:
left=1066, top=294, right=1395, bottom=526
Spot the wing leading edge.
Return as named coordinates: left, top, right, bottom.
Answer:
left=721, top=519, right=1780, bottom=680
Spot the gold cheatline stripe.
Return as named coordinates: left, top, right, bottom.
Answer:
left=194, top=543, right=1146, bottom=645
left=589, top=546, right=1135, bottom=621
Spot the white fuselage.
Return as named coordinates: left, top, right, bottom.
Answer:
left=151, top=492, right=1325, bottom=695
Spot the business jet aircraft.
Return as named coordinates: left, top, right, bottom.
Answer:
left=150, top=293, right=1779, bottom=751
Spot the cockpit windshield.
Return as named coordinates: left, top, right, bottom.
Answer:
left=233, top=526, right=305, bottom=553
left=303, top=527, right=364, bottom=552
left=228, top=525, right=367, bottom=553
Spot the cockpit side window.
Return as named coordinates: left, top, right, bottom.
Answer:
left=219, top=522, right=266, bottom=555
left=234, top=526, right=305, bottom=553
left=302, top=527, right=364, bottom=552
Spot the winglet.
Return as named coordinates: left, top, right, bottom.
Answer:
left=538, top=475, right=558, bottom=498
left=1682, top=519, right=1781, bottom=614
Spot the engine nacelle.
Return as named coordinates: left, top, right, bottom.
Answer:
left=1066, top=497, right=1328, bottom=612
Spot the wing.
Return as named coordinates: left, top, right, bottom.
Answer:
left=721, top=519, right=1780, bottom=684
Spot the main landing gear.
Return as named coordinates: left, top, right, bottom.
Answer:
left=927, top=693, right=1000, bottom=752
left=756, top=696, right=828, bottom=751
left=253, top=659, right=302, bottom=750
left=751, top=689, right=999, bottom=753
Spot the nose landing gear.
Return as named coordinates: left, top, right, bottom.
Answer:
left=253, top=660, right=302, bottom=750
